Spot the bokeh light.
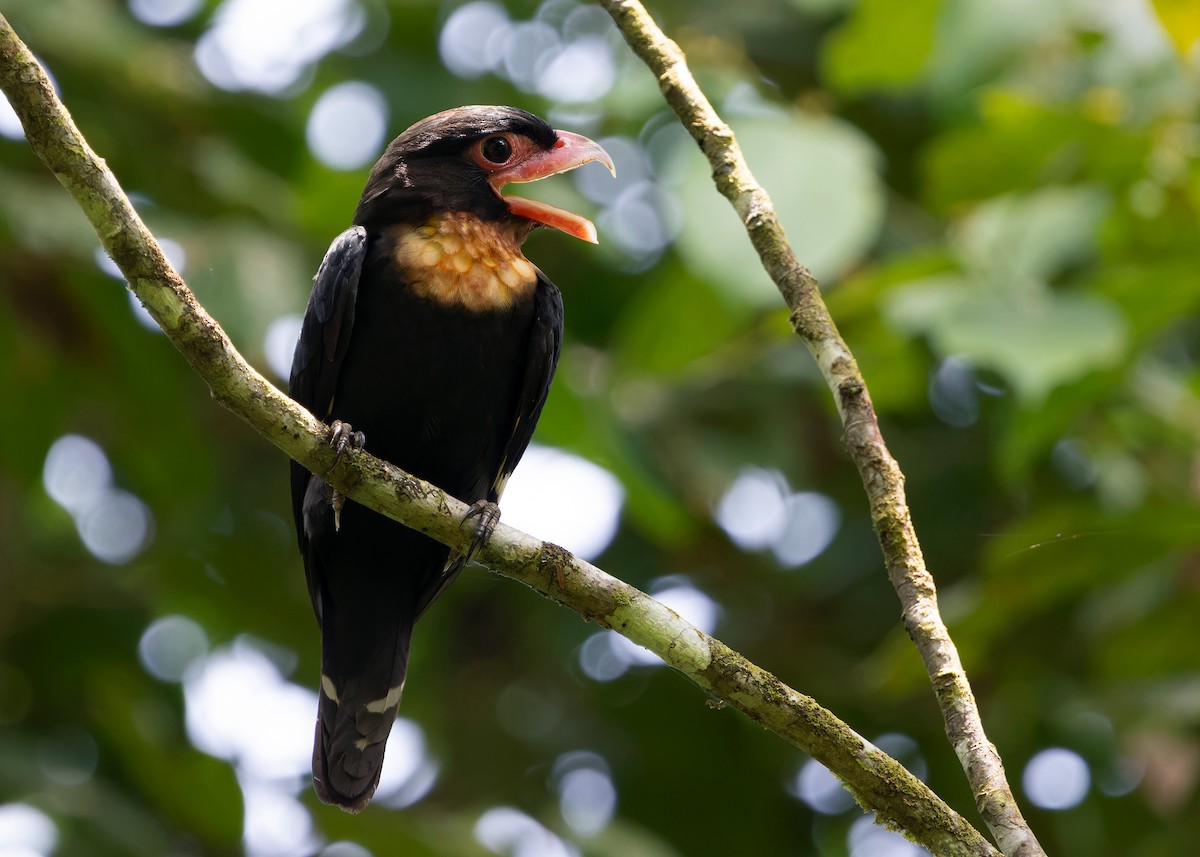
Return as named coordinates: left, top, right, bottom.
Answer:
left=195, top=0, right=364, bottom=94
left=439, top=2, right=510, bottom=79
left=43, top=434, right=112, bottom=514
left=787, top=756, right=856, bottom=815
left=181, top=637, right=436, bottom=851
left=0, top=803, right=58, bottom=857
left=597, top=181, right=679, bottom=264
left=241, top=779, right=317, bottom=857
left=1098, top=753, right=1144, bottom=798
left=0, top=93, right=22, bottom=139
left=139, top=615, right=210, bottom=682
left=716, top=468, right=841, bottom=567
left=771, top=492, right=842, bottom=568
left=500, top=21, right=559, bottom=91
left=474, top=806, right=577, bottom=857
left=536, top=35, right=615, bottom=103
left=574, top=136, right=643, bottom=206
left=716, top=467, right=789, bottom=551
left=578, top=132, right=680, bottom=267
left=439, top=0, right=617, bottom=105
left=557, top=767, right=615, bottom=836
left=306, top=81, right=389, bottom=171
left=1023, top=747, right=1091, bottom=810
left=184, top=641, right=318, bottom=857
left=552, top=751, right=616, bottom=837
left=577, top=631, right=627, bottom=683
left=128, top=0, right=204, bottom=28
left=848, top=815, right=929, bottom=856
left=184, top=640, right=317, bottom=779
left=500, top=444, right=624, bottom=561
left=320, top=843, right=373, bottom=857
left=43, top=435, right=154, bottom=565
left=373, top=718, right=439, bottom=809
left=159, top=236, right=188, bottom=275
left=263, top=313, right=304, bottom=381
left=77, top=489, right=153, bottom=565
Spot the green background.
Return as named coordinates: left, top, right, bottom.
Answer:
left=2, top=0, right=1198, bottom=854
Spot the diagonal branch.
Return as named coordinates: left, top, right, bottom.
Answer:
left=594, top=2, right=1045, bottom=856
left=1, top=12, right=999, bottom=857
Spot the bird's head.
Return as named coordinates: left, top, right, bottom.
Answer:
left=355, top=105, right=615, bottom=244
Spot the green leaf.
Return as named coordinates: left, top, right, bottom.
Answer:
left=673, top=113, right=885, bottom=306
left=953, top=185, right=1110, bottom=285
left=922, top=91, right=1147, bottom=212
left=822, top=0, right=944, bottom=94
left=610, top=266, right=750, bottom=377
left=885, top=277, right=1128, bottom=403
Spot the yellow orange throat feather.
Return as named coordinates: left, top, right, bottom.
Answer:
left=390, top=213, right=538, bottom=311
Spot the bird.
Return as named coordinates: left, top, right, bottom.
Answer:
left=287, top=106, right=614, bottom=813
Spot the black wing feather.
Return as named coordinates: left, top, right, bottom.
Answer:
left=491, top=273, right=564, bottom=500
left=289, top=226, right=367, bottom=417
left=288, top=226, right=366, bottom=568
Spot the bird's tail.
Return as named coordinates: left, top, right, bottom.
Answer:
left=312, top=620, right=413, bottom=813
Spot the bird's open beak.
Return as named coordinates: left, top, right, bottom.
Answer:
left=489, top=131, right=616, bottom=244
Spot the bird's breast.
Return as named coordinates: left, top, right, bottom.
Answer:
left=388, top=214, right=538, bottom=312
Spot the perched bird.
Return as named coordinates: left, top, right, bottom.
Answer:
left=288, top=106, right=613, bottom=812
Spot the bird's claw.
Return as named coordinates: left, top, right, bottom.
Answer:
left=462, top=500, right=501, bottom=562
left=327, top=420, right=366, bottom=532
left=328, top=419, right=367, bottom=468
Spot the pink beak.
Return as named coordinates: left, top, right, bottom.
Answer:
left=488, top=130, right=616, bottom=243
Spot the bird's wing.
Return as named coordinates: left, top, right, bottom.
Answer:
left=413, top=273, right=564, bottom=620
left=289, top=226, right=367, bottom=419
left=288, top=226, right=367, bottom=564
left=490, top=272, right=564, bottom=501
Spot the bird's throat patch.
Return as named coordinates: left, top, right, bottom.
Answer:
left=391, top=214, right=538, bottom=312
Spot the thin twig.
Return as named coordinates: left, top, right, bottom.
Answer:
left=1, top=12, right=999, bottom=856
left=594, top=3, right=1045, bottom=856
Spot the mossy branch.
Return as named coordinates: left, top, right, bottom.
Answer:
left=3, top=11, right=999, bottom=857
left=595, top=2, right=1045, bottom=856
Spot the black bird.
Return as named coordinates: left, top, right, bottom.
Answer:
left=288, top=106, right=613, bottom=812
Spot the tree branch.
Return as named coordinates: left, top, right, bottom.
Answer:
left=595, top=3, right=1044, bottom=856
left=1, top=12, right=999, bottom=856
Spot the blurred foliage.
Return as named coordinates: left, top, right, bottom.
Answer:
left=2, top=0, right=1200, bottom=855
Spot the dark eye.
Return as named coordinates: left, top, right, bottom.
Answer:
left=481, top=136, right=512, bottom=164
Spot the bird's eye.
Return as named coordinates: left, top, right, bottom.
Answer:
left=481, top=136, right=513, bottom=164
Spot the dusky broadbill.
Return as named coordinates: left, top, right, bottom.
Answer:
left=289, top=106, right=614, bottom=812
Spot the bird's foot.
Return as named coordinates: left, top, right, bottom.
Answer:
left=328, top=420, right=367, bottom=468
left=462, top=500, right=501, bottom=561
left=327, top=420, right=366, bottom=532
